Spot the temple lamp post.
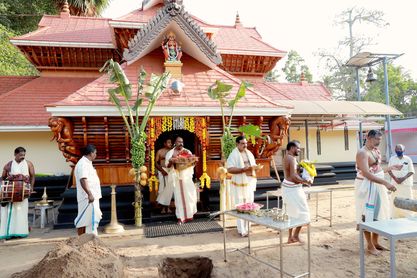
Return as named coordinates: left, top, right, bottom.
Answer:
left=346, top=52, right=403, bottom=158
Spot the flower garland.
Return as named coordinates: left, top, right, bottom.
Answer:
left=148, top=118, right=158, bottom=192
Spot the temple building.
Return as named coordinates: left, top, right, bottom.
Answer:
left=0, top=0, right=399, bottom=225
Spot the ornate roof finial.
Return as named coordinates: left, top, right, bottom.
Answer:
left=235, top=11, right=242, bottom=27
left=300, top=71, right=306, bottom=82
left=60, top=0, right=70, bottom=17
left=62, top=0, right=70, bottom=13
left=164, top=0, right=184, bottom=16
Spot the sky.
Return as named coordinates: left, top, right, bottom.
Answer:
left=102, top=0, right=417, bottom=81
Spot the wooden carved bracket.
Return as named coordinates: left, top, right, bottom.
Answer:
left=260, top=116, right=291, bottom=158
left=48, top=117, right=80, bottom=165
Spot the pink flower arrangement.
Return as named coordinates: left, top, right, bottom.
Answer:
left=236, top=202, right=263, bottom=213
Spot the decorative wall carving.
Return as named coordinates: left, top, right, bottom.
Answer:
left=48, top=117, right=80, bottom=164
left=260, top=116, right=291, bottom=158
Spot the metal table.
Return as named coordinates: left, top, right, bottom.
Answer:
left=266, top=188, right=333, bottom=227
left=223, top=210, right=311, bottom=278
left=359, top=218, right=417, bottom=278
left=32, top=204, right=56, bottom=229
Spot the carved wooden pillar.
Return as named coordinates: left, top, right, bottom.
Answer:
left=48, top=117, right=80, bottom=165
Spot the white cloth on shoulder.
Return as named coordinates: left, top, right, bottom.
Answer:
left=226, top=147, right=257, bottom=235
left=281, top=179, right=310, bottom=223
left=0, top=160, right=30, bottom=239
left=165, top=149, right=197, bottom=222
left=226, top=148, right=257, bottom=202
left=363, top=171, right=391, bottom=222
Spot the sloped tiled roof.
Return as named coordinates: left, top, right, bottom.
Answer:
left=113, top=4, right=164, bottom=23
left=51, top=51, right=290, bottom=112
left=213, top=27, right=285, bottom=55
left=245, top=78, right=333, bottom=101
left=0, top=77, right=95, bottom=126
left=0, top=76, right=37, bottom=97
left=11, top=14, right=113, bottom=46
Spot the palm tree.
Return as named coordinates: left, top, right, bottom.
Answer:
left=57, top=0, right=112, bottom=16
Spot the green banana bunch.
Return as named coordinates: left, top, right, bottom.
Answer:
left=131, top=132, right=147, bottom=169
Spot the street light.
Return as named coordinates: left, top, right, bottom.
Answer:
left=346, top=52, right=403, bottom=158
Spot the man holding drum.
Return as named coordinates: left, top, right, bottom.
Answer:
left=1, top=147, right=35, bottom=240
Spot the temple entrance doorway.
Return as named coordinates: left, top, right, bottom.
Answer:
left=154, top=129, right=202, bottom=179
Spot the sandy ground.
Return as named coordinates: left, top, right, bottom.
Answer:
left=1, top=181, right=417, bottom=278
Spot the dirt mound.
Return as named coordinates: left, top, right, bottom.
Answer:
left=158, top=257, right=213, bottom=278
left=12, top=234, right=124, bottom=278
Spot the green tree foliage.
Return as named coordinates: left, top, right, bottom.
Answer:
left=264, top=69, right=280, bottom=82
left=364, top=63, right=417, bottom=115
left=0, top=0, right=57, bottom=35
left=0, top=0, right=112, bottom=35
left=282, top=50, right=313, bottom=83
left=0, top=24, right=38, bottom=75
left=56, top=0, right=112, bottom=17
left=318, top=7, right=388, bottom=100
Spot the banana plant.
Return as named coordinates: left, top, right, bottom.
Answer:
left=208, top=80, right=261, bottom=159
left=101, top=59, right=171, bottom=227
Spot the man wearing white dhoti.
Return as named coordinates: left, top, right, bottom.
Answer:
left=1, top=147, right=35, bottom=240
left=156, top=138, right=174, bottom=214
left=74, top=144, right=102, bottom=236
left=388, top=144, right=414, bottom=218
left=356, top=130, right=398, bottom=256
left=282, top=141, right=311, bottom=244
left=226, top=136, right=257, bottom=237
left=166, top=137, right=197, bottom=224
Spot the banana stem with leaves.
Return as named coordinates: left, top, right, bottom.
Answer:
left=208, top=80, right=262, bottom=160
left=101, top=59, right=171, bottom=227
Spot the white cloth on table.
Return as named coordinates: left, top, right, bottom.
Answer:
left=281, top=179, right=310, bottom=223
left=363, top=171, right=391, bottom=222
left=74, top=156, right=102, bottom=233
left=389, top=155, right=414, bottom=218
left=156, top=167, right=174, bottom=206
left=0, top=159, right=30, bottom=239
left=226, top=147, right=257, bottom=235
left=165, top=149, right=197, bottom=222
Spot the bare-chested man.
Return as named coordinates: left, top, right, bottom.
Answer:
left=356, top=129, right=399, bottom=255
left=282, top=140, right=311, bottom=244
left=166, top=137, right=197, bottom=223
left=156, top=138, right=173, bottom=214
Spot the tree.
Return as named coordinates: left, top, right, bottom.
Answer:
left=282, top=50, right=313, bottom=83
left=264, top=69, right=280, bottom=82
left=0, top=0, right=57, bottom=35
left=56, top=0, right=112, bottom=17
left=364, top=63, right=417, bottom=116
left=0, top=0, right=112, bottom=35
left=318, top=7, right=388, bottom=100
left=0, top=24, right=38, bottom=75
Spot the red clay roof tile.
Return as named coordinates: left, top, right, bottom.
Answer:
left=52, top=51, right=288, bottom=110
left=0, top=76, right=37, bottom=97
left=240, top=77, right=332, bottom=101
left=0, top=77, right=95, bottom=126
left=13, top=15, right=113, bottom=44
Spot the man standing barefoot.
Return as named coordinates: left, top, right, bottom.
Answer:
left=356, top=130, right=398, bottom=255
left=282, top=141, right=311, bottom=244
left=156, top=138, right=173, bottom=214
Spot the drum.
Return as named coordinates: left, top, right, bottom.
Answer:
left=0, top=175, right=31, bottom=203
